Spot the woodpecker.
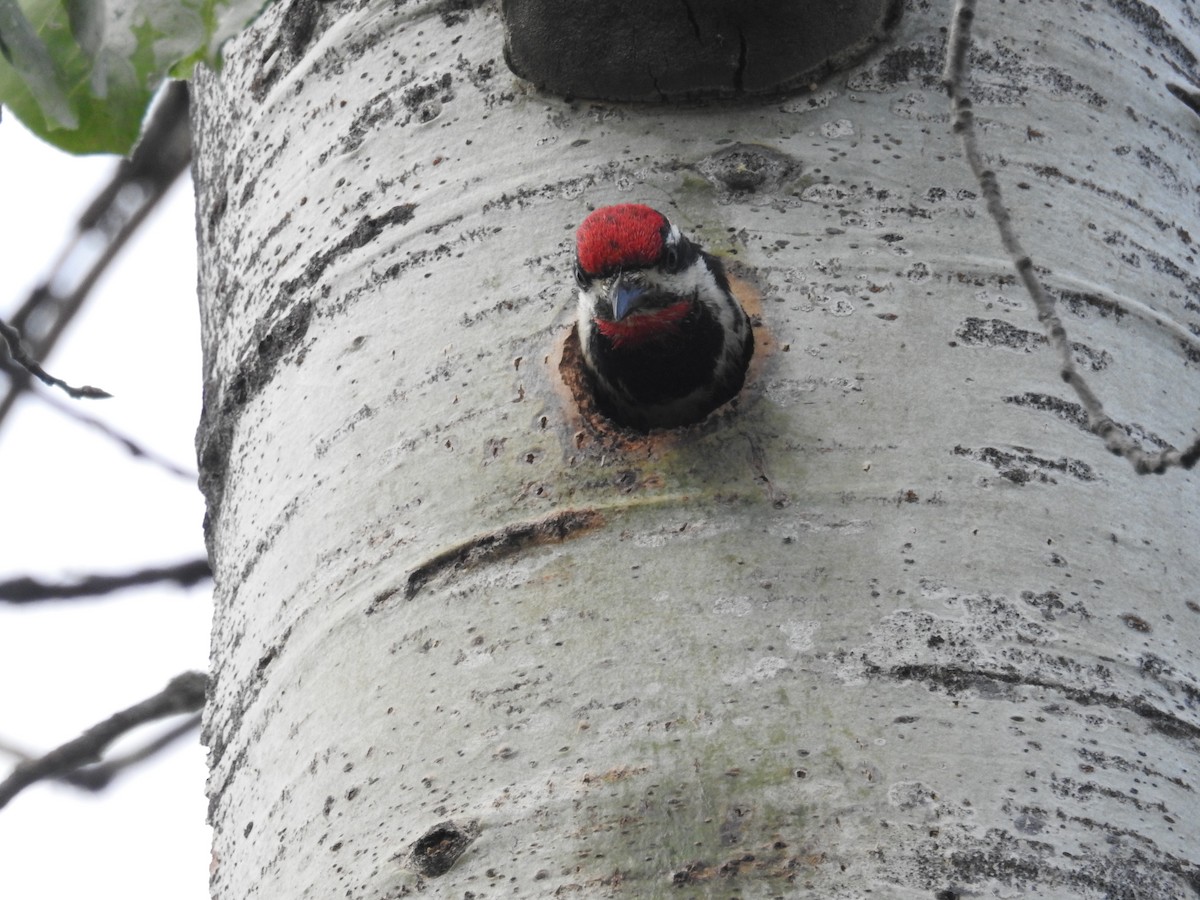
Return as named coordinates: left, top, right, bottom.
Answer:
left=573, top=204, right=754, bottom=430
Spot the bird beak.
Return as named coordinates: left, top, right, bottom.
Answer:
left=611, top=277, right=645, bottom=321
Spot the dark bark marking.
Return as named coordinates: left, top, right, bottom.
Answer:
left=695, top=142, right=799, bottom=196
left=205, top=623, right=297, bottom=819
left=401, top=73, right=455, bottom=125
left=1120, top=613, right=1151, bottom=632
left=370, top=508, right=605, bottom=610
left=438, top=0, right=479, bottom=28
left=952, top=444, right=1097, bottom=484
left=206, top=190, right=227, bottom=245
left=955, top=316, right=1042, bottom=352
left=284, top=204, right=417, bottom=299
left=1106, top=0, right=1198, bottom=72
left=403, top=819, right=480, bottom=877
left=1003, top=394, right=1172, bottom=450
left=198, top=204, right=416, bottom=532
left=882, top=663, right=1200, bottom=742
left=1167, top=81, right=1200, bottom=119
left=249, top=0, right=326, bottom=102
left=197, top=300, right=314, bottom=527
left=953, top=317, right=1110, bottom=370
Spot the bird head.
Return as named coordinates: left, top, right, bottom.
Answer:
left=573, top=204, right=710, bottom=349
left=569, top=203, right=753, bottom=429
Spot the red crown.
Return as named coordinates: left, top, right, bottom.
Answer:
left=575, top=204, right=667, bottom=276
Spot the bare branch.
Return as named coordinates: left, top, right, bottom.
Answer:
left=0, top=559, right=211, bottom=604
left=0, top=713, right=201, bottom=792
left=943, top=0, right=1199, bottom=474
left=0, top=81, right=192, bottom=434
left=0, top=672, right=207, bottom=810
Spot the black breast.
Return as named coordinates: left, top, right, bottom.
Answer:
left=585, top=301, right=726, bottom=408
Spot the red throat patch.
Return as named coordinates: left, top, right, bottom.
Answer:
left=576, top=204, right=667, bottom=275
left=595, top=300, right=692, bottom=349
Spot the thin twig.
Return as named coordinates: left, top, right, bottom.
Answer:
left=943, top=0, right=1200, bottom=474
left=0, top=672, right=207, bottom=809
left=0, top=317, right=110, bottom=399
left=0, top=558, right=211, bottom=604
left=28, top=385, right=197, bottom=480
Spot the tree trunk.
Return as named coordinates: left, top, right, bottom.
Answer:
left=193, top=0, right=1200, bottom=896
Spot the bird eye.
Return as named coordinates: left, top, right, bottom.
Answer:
left=574, top=261, right=588, bottom=288
left=662, top=238, right=692, bottom=273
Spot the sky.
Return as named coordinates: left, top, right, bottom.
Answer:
left=0, top=118, right=212, bottom=899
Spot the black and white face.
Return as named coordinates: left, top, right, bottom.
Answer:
left=574, top=224, right=704, bottom=322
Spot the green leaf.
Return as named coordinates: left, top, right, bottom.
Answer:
left=0, top=0, right=77, bottom=129
left=0, top=0, right=271, bottom=155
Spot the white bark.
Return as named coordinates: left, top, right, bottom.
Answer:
left=194, top=0, right=1200, bottom=896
